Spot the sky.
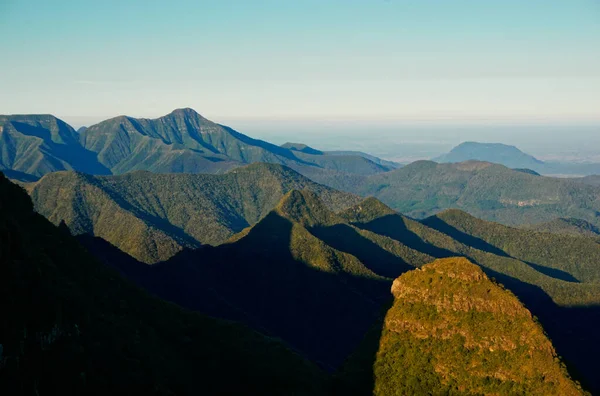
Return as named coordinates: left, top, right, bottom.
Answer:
left=1, top=0, right=599, bottom=125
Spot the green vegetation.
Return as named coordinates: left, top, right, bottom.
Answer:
left=310, top=160, right=600, bottom=233
left=0, top=172, right=328, bottom=395
left=114, top=190, right=391, bottom=370
left=0, top=114, right=109, bottom=178
left=95, top=190, right=599, bottom=392
left=1, top=109, right=395, bottom=183
left=522, top=217, right=600, bottom=239
left=27, top=163, right=359, bottom=263
left=372, top=258, right=585, bottom=395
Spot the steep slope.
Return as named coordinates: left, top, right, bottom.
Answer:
left=81, top=191, right=600, bottom=392
left=0, top=115, right=109, bottom=177
left=27, top=163, right=360, bottom=263
left=101, top=190, right=390, bottom=371
left=0, top=171, right=328, bottom=395
left=326, top=160, right=600, bottom=229
left=434, top=141, right=544, bottom=169
left=373, top=258, right=584, bottom=395
left=80, top=108, right=392, bottom=176
left=423, top=209, right=600, bottom=284
left=341, top=199, right=600, bottom=392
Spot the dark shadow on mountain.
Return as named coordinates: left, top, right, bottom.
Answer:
left=117, top=213, right=392, bottom=371
left=1, top=169, right=39, bottom=182
left=77, top=234, right=150, bottom=280
left=352, top=214, right=456, bottom=258
left=11, top=121, right=53, bottom=140
left=523, top=260, right=580, bottom=283
left=220, top=125, right=315, bottom=165
left=47, top=142, right=112, bottom=175
left=474, top=264, right=600, bottom=394
left=422, top=217, right=583, bottom=283
left=310, top=223, right=414, bottom=278
left=76, top=174, right=203, bottom=249
left=421, top=216, right=510, bottom=257
left=332, top=299, right=393, bottom=396
left=10, top=121, right=112, bottom=175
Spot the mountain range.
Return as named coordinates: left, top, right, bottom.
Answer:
left=77, top=188, right=600, bottom=392
left=0, top=109, right=398, bottom=182
left=3, top=171, right=593, bottom=394
left=3, top=108, right=600, bottom=394
left=307, top=159, right=600, bottom=231
left=434, top=141, right=600, bottom=176
left=26, top=163, right=359, bottom=263
left=25, top=158, right=600, bottom=264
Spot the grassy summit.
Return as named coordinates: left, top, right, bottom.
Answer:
left=374, top=257, right=585, bottom=395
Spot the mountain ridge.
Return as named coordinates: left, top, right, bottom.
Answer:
left=26, top=163, right=360, bottom=263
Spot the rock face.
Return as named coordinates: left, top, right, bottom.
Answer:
left=374, top=257, right=585, bottom=395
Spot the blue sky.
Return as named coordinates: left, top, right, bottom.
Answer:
left=1, top=0, right=599, bottom=123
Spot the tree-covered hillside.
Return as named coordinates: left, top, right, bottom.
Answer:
left=87, top=191, right=600, bottom=393
left=309, top=160, right=600, bottom=232
left=0, top=172, right=328, bottom=395
left=27, top=163, right=359, bottom=263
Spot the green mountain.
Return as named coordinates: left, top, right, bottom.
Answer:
left=27, top=163, right=359, bottom=264
left=90, top=190, right=390, bottom=371
left=522, top=217, right=600, bottom=239
left=0, top=171, right=328, bottom=395
left=372, top=257, right=585, bottom=395
left=79, top=108, right=392, bottom=175
left=434, top=141, right=544, bottom=170
left=87, top=191, right=600, bottom=392
left=313, top=160, right=600, bottom=231
left=434, top=141, right=600, bottom=176
left=0, top=115, right=109, bottom=178
left=0, top=110, right=395, bottom=181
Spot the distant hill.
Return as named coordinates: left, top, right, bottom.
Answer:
left=435, top=141, right=600, bottom=176
left=77, top=108, right=393, bottom=175
left=84, top=190, right=600, bottom=391
left=0, top=109, right=395, bottom=180
left=282, top=142, right=401, bottom=169
left=309, top=160, right=600, bottom=231
left=0, top=172, right=328, bottom=395
left=371, top=258, right=584, bottom=395
left=26, top=163, right=359, bottom=264
left=434, top=141, right=544, bottom=170
left=0, top=114, right=109, bottom=178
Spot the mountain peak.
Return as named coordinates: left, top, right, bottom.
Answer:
left=376, top=256, right=585, bottom=395
left=339, top=197, right=397, bottom=223
left=435, top=141, right=544, bottom=169
left=275, top=189, right=339, bottom=226
left=168, top=107, right=201, bottom=117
